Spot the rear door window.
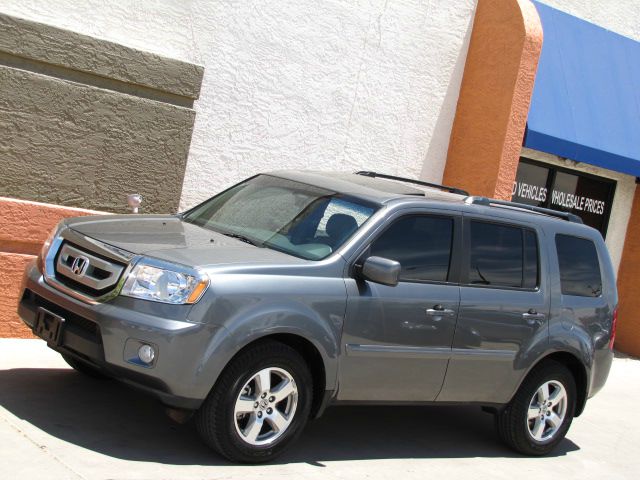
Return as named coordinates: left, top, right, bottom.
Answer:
left=468, top=221, right=538, bottom=289
left=555, top=235, right=602, bottom=297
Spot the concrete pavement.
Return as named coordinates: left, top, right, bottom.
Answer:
left=1, top=339, right=639, bottom=480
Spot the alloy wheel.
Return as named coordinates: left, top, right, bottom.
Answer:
left=233, top=367, right=298, bottom=446
left=526, top=380, right=568, bottom=442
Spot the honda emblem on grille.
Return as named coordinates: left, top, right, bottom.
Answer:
left=70, top=256, right=90, bottom=276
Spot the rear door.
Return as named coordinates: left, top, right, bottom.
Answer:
left=339, top=211, right=462, bottom=401
left=437, top=217, right=550, bottom=404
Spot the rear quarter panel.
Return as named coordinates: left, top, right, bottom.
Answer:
left=537, top=221, right=616, bottom=401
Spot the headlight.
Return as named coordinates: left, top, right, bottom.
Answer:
left=121, top=262, right=209, bottom=304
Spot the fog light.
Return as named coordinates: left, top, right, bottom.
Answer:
left=138, top=344, right=155, bottom=364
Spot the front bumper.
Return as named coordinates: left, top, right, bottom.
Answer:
left=18, top=260, right=223, bottom=410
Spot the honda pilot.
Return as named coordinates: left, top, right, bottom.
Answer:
left=18, top=171, right=617, bottom=462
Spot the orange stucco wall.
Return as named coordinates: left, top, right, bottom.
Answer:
left=0, top=197, right=107, bottom=338
left=443, top=0, right=543, bottom=199
left=0, top=253, right=37, bottom=338
left=615, top=191, right=640, bottom=357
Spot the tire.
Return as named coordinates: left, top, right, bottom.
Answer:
left=497, top=360, right=576, bottom=455
left=195, top=340, right=313, bottom=463
left=61, top=354, right=108, bottom=379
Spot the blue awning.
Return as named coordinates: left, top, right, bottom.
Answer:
left=525, top=1, right=640, bottom=177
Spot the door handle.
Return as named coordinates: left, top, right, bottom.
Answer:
left=426, top=305, right=456, bottom=317
left=522, top=309, right=546, bottom=325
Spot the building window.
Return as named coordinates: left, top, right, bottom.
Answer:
left=511, top=157, right=616, bottom=237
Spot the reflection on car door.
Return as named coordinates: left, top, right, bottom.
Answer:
left=437, top=219, right=550, bottom=404
left=339, top=212, right=462, bottom=401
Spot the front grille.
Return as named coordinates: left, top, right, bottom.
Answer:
left=54, top=242, right=126, bottom=297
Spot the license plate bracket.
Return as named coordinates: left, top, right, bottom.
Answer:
left=34, top=307, right=66, bottom=346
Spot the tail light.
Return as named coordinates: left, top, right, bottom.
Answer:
left=608, top=307, right=618, bottom=350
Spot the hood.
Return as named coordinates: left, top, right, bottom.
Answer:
left=66, top=214, right=308, bottom=268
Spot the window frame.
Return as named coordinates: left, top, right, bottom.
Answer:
left=554, top=233, right=603, bottom=298
left=353, top=211, right=463, bottom=286
left=461, top=217, right=541, bottom=292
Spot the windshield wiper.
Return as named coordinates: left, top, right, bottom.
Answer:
left=221, top=232, right=263, bottom=247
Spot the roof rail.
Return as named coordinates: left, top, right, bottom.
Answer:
left=464, top=196, right=584, bottom=224
left=355, top=171, right=469, bottom=196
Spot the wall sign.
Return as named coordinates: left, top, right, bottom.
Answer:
left=511, top=158, right=616, bottom=237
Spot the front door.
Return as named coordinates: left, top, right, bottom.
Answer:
left=338, top=212, right=461, bottom=401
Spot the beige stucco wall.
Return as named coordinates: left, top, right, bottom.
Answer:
left=0, top=0, right=476, bottom=210
left=0, top=14, right=203, bottom=213
left=521, top=147, right=636, bottom=276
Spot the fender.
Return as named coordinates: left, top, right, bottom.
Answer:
left=191, top=298, right=341, bottom=400
left=506, top=321, right=592, bottom=414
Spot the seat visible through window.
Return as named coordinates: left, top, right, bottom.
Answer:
left=325, top=214, right=358, bottom=249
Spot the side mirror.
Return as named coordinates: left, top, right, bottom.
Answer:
left=360, top=256, right=401, bottom=287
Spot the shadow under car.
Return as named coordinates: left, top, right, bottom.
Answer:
left=0, top=368, right=580, bottom=465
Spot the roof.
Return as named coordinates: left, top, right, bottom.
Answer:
left=267, top=170, right=466, bottom=205
left=266, top=170, right=598, bottom=233
left=525, top=1, right=640, bottom=176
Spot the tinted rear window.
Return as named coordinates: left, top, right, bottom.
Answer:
left=555, top=235, right=602, bottom=297
left=468, top=221, right=538, bottom=289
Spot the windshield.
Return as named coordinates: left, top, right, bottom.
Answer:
left=182, top=175, right=378, bottom=260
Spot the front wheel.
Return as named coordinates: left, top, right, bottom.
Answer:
left=195, top=341, right=312, bottom=463
left=497, top=360, right=576, bottom=455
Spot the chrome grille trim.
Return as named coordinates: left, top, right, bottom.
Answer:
left=56, top=243, right=125, bottom=291
left=43, top=230, right=139, bottom=305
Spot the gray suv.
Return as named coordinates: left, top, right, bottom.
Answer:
left=18, top=171, right=617, bottom=463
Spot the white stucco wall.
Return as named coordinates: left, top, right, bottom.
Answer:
left=0, top=0, right=475, bottom=209
left=521, top=148, right=636, bottom=276
left=0, top=0, right=198, bottom=62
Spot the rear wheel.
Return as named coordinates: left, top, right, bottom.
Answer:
left=61, top=354, right=108, bottom=379
left=195, top=341, right=312, bottom=463
left=497, top=360, right=576, bottom=455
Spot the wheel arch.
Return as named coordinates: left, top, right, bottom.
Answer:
left=239, top=333, right=328, bottom=418
left=200, top=328, right=334, bottom=419
left=514, top=350, right=589, bottom=417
